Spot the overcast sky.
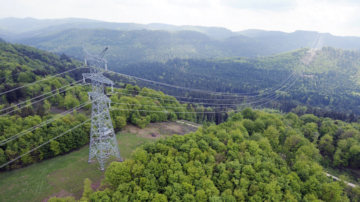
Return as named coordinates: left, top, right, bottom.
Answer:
left=1, top=0, right=360, bottom=36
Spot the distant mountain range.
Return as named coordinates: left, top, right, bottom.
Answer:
left=0, top=17, right=238, bottom=40
left=3, top=17, right=360, bottom=62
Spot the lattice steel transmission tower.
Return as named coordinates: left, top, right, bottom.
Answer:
left=82, top=44, right=122, bottom=171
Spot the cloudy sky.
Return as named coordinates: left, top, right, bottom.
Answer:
left=1, top=0, right=360, bottom=36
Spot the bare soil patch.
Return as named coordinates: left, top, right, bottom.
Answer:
left=122, top=121, right=197, bottom=139
left=163, top=124, right=182, bottom=133
left=91, top=181, right=101, bottom=191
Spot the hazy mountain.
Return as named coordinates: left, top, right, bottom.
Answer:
left=16, top=28, right=287, bottom=65
left=5, top=17, right=360, bottom=66
left=0, top=17, right=238, bottom=40
left=0, top=17, right=97, bottom=33
left=147, top=23, right=237, bottom=39
left=237, top=29, right=289, bottom=38
left=13, top=28, right=321, bottom=64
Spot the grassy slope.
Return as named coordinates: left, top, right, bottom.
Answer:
left=0, top=122, right=196, bottom=202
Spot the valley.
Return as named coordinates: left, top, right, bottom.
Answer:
left=1, top=16, right=360, bottom=202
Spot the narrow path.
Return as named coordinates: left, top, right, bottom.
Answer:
left=177, top=120, right=357, bottom=188
left=325, top=173, right=356, bottom=188
left=176, top=120, right=201, bottom=128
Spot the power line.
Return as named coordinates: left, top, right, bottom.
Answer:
left=0, top=118, right=91, bottom=169
left=103, top=36, right=321, bottom=98
left=0, top=79, right=86, bottom=114
left=0, top=84, right=81, bottom=118
left=0, top=63, right=301, bottom=170
left=103, top=48, right=309, bottom=98
left=0, top=53, right=82, bottom=82
left=0, top=92, right=117, bottom=146
left=111, top=75, right=300, bottom=106
left=0, top=66, right=87, bottom=97
left=109, top=77, right=300, bottom=115
left=0, top=100, right=91, bottom=146
left=105, top=68, right=302, bottom=98
left=116, top=70, right=302, bottom=101
left=0, top=70, right=108, bottom=117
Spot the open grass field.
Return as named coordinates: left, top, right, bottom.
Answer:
left=0, top=121, right=197, bottom=202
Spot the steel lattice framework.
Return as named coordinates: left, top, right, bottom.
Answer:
left=82, top=44, right=122, bottom=171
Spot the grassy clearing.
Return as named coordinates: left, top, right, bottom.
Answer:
left=0, top=122, right=197, bottom=202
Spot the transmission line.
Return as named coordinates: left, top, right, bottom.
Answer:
left=103, top=36, right=321, bottom=98
left=0, top=70, right=109, bottom=117
left=0, top=66, right=87, bottom=97
left=0, top=117, right=91, bottom=169
left=0, top=100, right=91, bottom=146
left=0, top=92, right=117, bottom=146
left=115, top=70, right=302, bottom=101
left=116, top=73, right=299, bottom=108
left=0, top=79, right=87, bottom=114
left=104, top=58, right=304, bottom=98
left=0, top=84, right=81, bottom=117
left=110, top=75, right=300, bottom=106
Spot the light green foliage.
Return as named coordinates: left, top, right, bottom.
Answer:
left=230, top=112, right=243, bottom=122
left=43, top=99, right=51, bottom=115
left=285, top=113, right=300, bottom=127
left=263, top=125, right=279, bottom=149
left=241, top=107, right=254, bottom=120
left=302, top=122, right=318, bottom=142
left=300, top=114, right=319, bottom=124
left=115, top=116, right=127, bottom=129
left=50, top=140, right=61, bottom=156
left=318, top=134, right=335, bottom=156
left=80, top=178, right=93, bottom=202
left=242, top=119, right=254, bottom=135
left=48, top=197, right=76, bottom=202
left=65, top=109, right=353, bottom=202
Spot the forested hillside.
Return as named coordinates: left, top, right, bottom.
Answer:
left=14, top=26, right=360, bottom=116
left=106, top=47, right=360, bottom=117
left=0, top=41, right=221, bottom=171
left=51, top=108, right=360, bottom=202
left=17, top=28, right=264, bottom=64
left=13, top=29, right=323, bottom=65
left=11, top=27, right=360, bottom=67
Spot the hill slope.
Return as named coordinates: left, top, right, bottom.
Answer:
left=101, top=47, right=360, bottom=116
left=0, top=41, right=223, bottom=172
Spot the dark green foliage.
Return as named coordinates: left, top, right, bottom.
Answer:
left=101, top=47, right=360, bottom=118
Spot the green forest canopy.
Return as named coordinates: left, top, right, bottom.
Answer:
left=50, top=108, right=360, bottom=202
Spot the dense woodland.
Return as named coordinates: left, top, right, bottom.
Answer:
left=16, top=27, right=360, bottom=116
left=0, top=41, right=224, bottom=170
left=51, top=108, right=360, bottom=202
left=102, top=47, right=360, bottom=117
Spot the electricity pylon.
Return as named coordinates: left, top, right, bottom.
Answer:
left=82, top=44, right=122, bottom=171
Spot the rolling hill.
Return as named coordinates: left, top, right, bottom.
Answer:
left=3, top=17, right=360, bottom=61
